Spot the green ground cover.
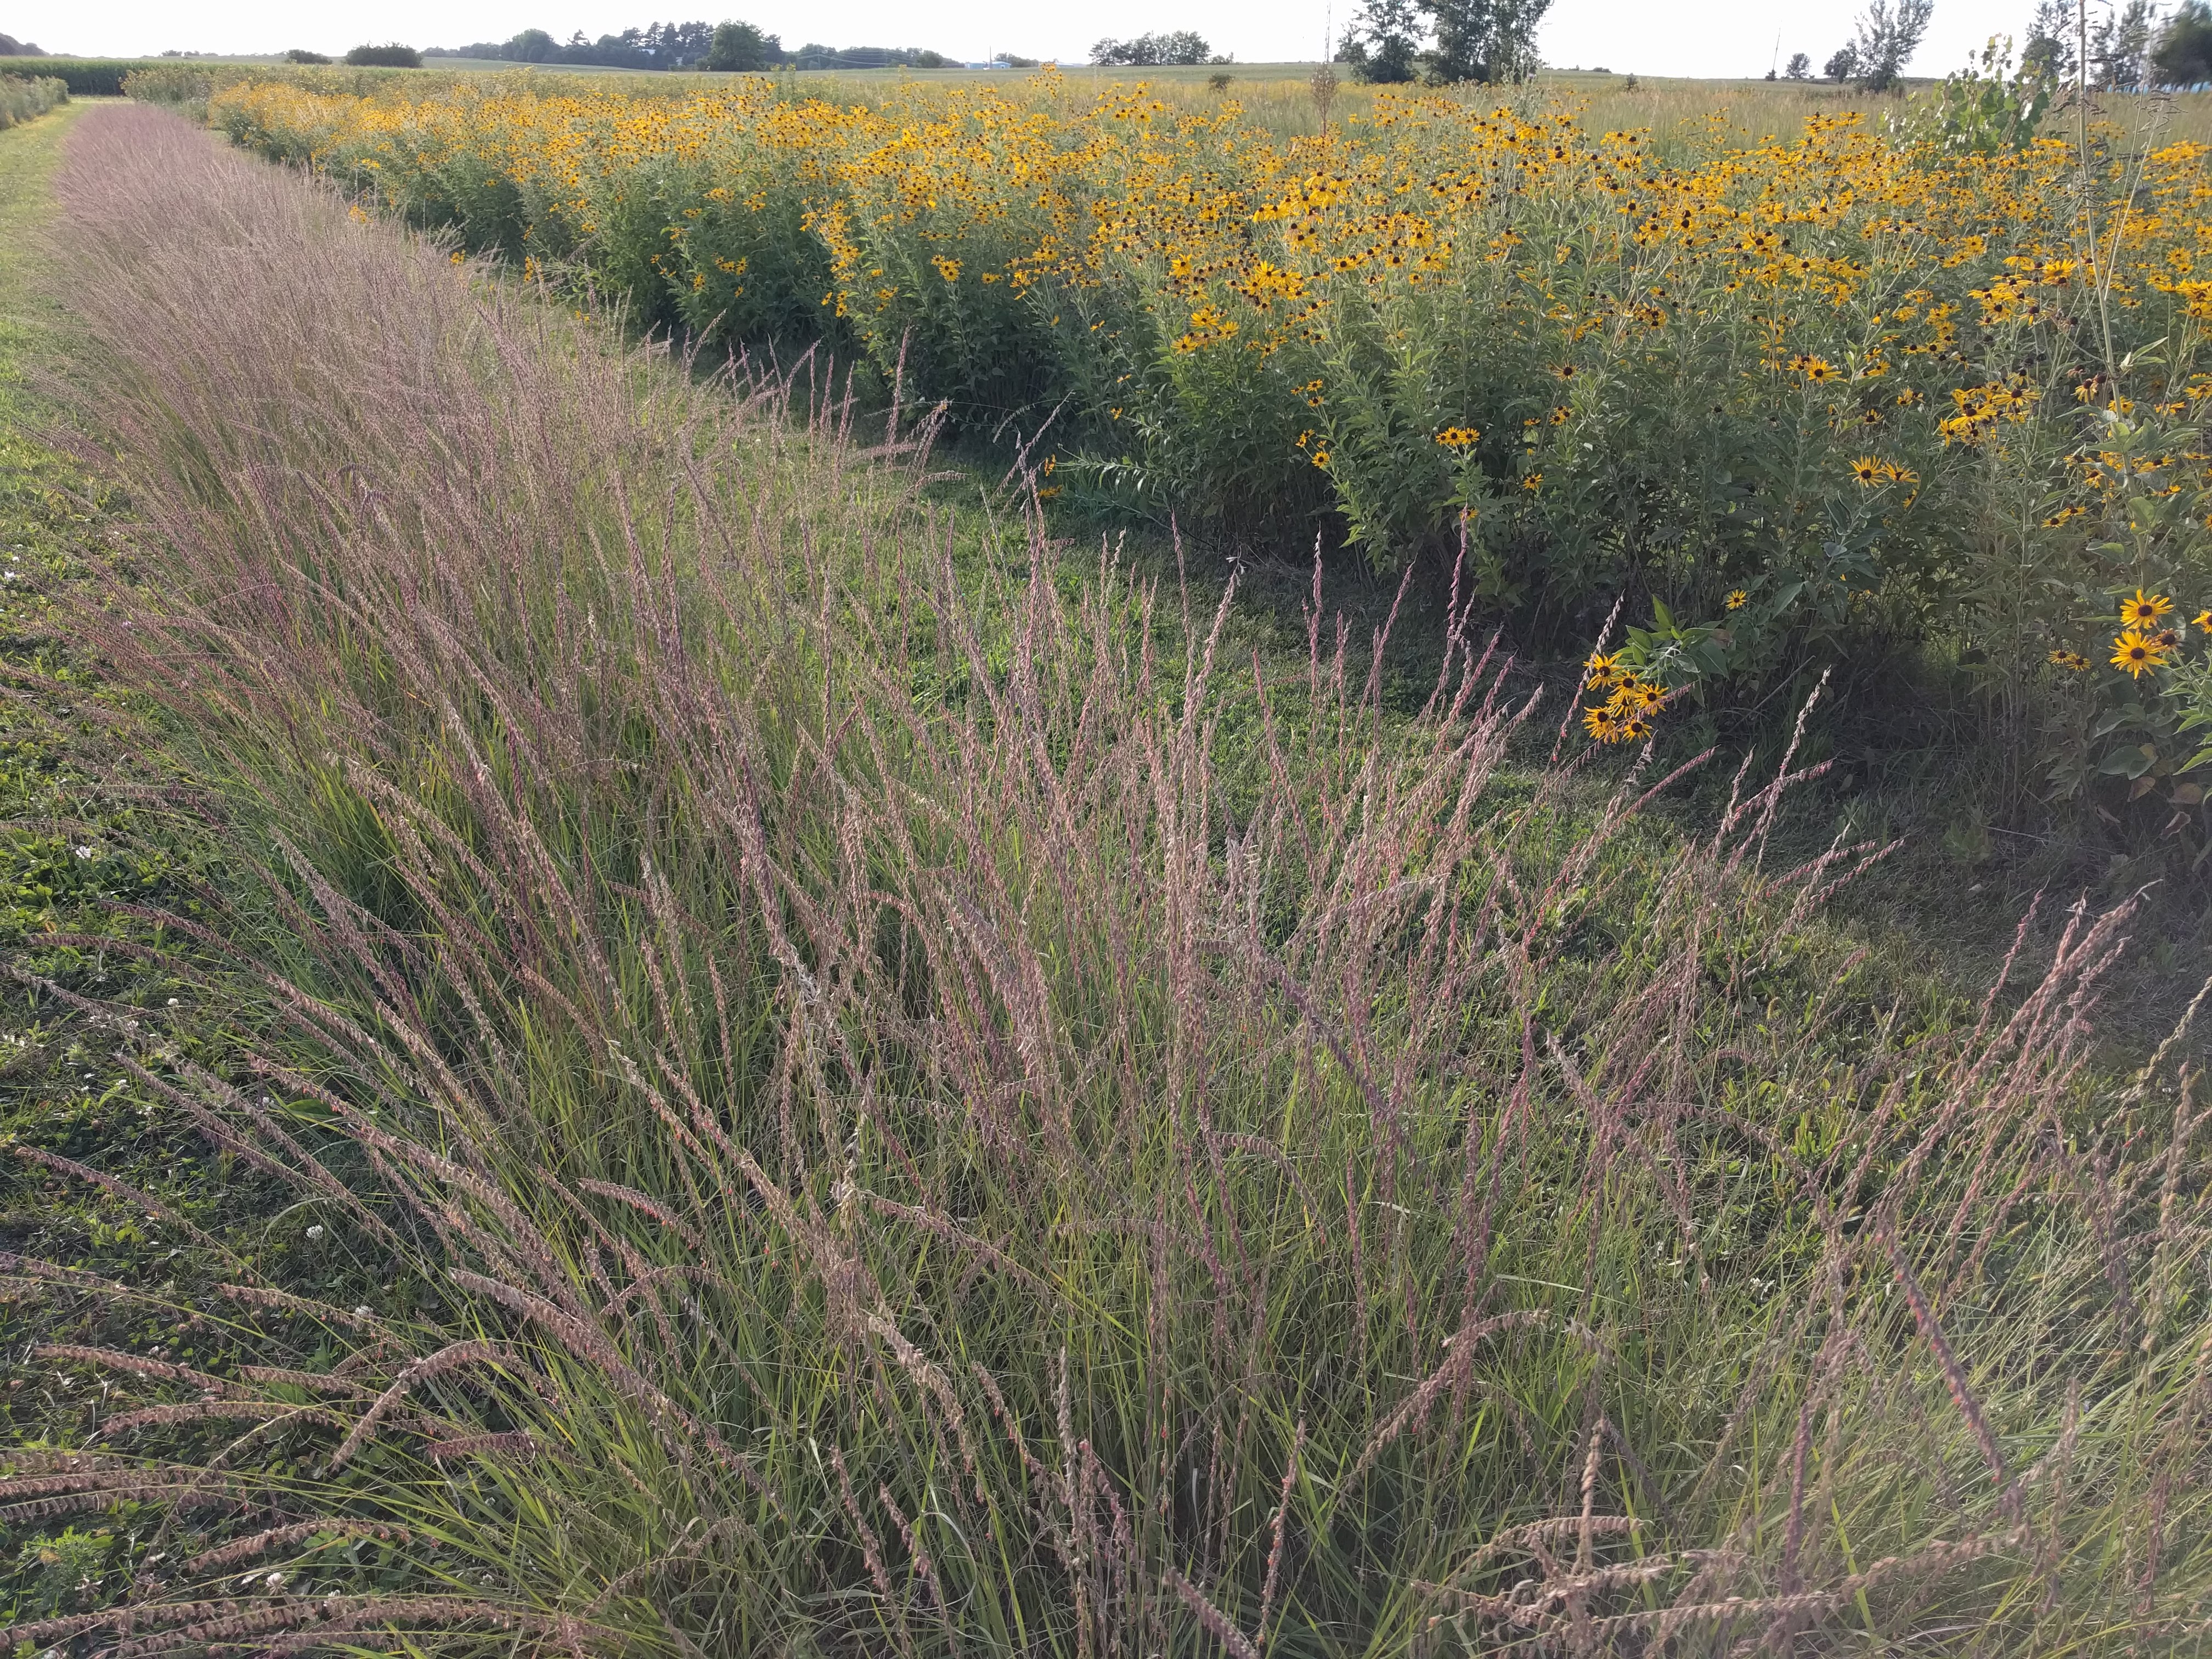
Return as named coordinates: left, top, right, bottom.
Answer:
left=0, top=102, right=326, bottom=1618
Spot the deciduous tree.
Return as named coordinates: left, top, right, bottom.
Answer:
left=706, top=20, right=780, bottom=70
left=2022, top=0, right=2076, bottom=80
left=2091, top=0, right=2155, bottom=88
left=344, top=41, right=422, bottom=65
left=1850, top=0, right=1934, bottom=91
left=1419, top=0, right=1549, bottom=83
left=1344, top=0, right=1424, bottom=83
left=2154, top=0, right=2212, bottom=85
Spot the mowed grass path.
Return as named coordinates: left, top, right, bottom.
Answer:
left=0, top=101, right=308, bottom=1629
left=0, top=99, right=84, bottom=417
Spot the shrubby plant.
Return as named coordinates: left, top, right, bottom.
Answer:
left=1905, top=35, right=2053, bottom=154
left=0, top=73, right=64, bottom=129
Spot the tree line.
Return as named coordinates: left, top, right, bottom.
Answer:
left=1087, top=32, right=1223, bottom=65
left=1768, top=0, right=2212, bottom=94
left=424, top=21, right=958, bottom=71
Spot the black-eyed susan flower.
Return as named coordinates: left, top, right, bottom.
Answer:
left=2049, top=648, right=2091, bottom=670
left=1583, top=651, right=1621, bottom=689
left=1849, top=457, right=1882, bottom=486
left=1583, top=702, right=1623, bottom=742
left=2112, top=630, right=2166, bottom=676
left=1435, top=425, right=1481, bottom=449
left=1726, top=589, right=1748, bottom=610
left=2194, top=608, right=2211, bottom=630
left=1618, top=712, right=1655, bottom=742
left=2120, top=589, right=2174, bottom=628
left=1614, top=680, right=1664, bottom=713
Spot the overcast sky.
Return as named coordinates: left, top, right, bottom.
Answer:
left=24, top=0, right=2055, bottom=78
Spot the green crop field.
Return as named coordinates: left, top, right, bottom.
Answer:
left=0, top=52, right=2208, bottom=1659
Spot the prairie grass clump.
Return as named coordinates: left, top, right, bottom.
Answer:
left=4, top=104, right=2210, bottom=1656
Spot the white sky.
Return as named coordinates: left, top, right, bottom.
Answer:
left=21, top=0, right=2050, bottom=78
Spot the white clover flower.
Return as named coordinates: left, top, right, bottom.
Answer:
left=306, top=1224, right=324, bottom=1240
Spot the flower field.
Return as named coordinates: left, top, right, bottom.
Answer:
left=192, top=69, right=2212, bottom=802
